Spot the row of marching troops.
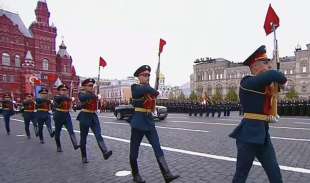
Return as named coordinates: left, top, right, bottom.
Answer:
left=157, top=101, right=238, bottom=117
left=0, top=68, right=180, bottom=183
left=187, top=102, right=234, bottom=117
left=0, top=81, right=112, bottom=163
left=157, top=99, right=310, bottom=117
left=278, top=100, right=310, bottom=116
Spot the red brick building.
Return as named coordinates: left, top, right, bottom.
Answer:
left=0, top=0, right=79, bottom=102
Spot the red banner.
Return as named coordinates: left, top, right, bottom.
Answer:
left=159, top=38, right=166, bottom=55
left=99, top=57, right=107, bottom=68
left=264, top=4, right=280, bottom=35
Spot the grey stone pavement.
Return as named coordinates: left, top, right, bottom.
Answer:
left=1, top=112, right=310, bottom=183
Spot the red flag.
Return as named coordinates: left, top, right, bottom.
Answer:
left=34, top=78, right=42, bottom=85
left=159, top=38, right=166, bottom=55
left=264, top=4, right=280, bottom=36
left=99, top=57, right=107, bottom=68
left=48, top=73, right=57, bottom=83
left=71, top=66, right=76, bottom=76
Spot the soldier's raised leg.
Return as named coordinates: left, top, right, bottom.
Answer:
left=54, top=120, right=63, bottom=152
left=64, top=115, right=80, bottom=150
left=45, top=115, right=55, bottom=138
left=37, top=118, right=45, bottom=144
left=90, top=117, right=112, bottom=160
left=3, top=113, right=11, bottom=135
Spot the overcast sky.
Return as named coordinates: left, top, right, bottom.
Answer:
left=1, top=0, right=310, bottom=86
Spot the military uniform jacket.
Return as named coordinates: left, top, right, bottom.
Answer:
left=229, top=70, right=287, bottom=144
left=130, top=84, right=159, bottom=131
left=35, top=98, right=51, bottom=117
left=22, top=99, right=35, bottom=113
left=76, top=91, right=98, bottom=122
left=1, top=100, right=14, bottom=111
left=53, top=95, right=71, bottom=112
left=1, top=100, right=14, bottom=116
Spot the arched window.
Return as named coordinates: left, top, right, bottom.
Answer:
left=15, top=55, right=21, bottom=67
left=42, top=59, right=49, bottom=70
left=2, top=53, right=10, bottom=66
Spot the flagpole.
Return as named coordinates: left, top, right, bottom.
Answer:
left=272, top=24, right=279, bottom=70
left=155, top=54, right=160, bottom=90
left=272, top=23, right=280, bottom=120
left=97, top=65, right=101, bottom=95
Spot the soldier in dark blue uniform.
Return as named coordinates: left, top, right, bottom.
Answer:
left=36, top=88, right=55, bottom=144
left=53, top=84, right=80, bottom=152
left=77, top=78, right=112, bottom=163
left=21, top=93, right=38, bottom=138
left=130, top=65, right=179, bottom=183
left=1, top=93, right=15, bottom=135
left=229, top=45, right=286, bottom=183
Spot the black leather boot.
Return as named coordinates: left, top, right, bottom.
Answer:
left=55, top=138, right=62, bottom=152
left=70, top=134, right=80, bottom=150
left=33, top=126, right=39, bottom=137
left=98, top=140, right=112, bottom=160
left=130, top=159, right=145, bottom=183
left=157, top=156, right=180, bottom=183
left=80, top=146, right=88, bottom=163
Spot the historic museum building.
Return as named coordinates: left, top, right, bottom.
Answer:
left=0, top=0, right=79, bottom=101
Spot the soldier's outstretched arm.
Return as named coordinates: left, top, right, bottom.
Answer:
left=78, top=92, right=94, bottom=102
left=242, top=70, right=287, bottom=90
left=131, top=84, right=159, bottom=97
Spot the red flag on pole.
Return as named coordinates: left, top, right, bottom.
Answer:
left=159, top=38, right=166, bottom=55
left=264, top=4, right=280, bottom=36
left=99, top=57, right=107, bottom=68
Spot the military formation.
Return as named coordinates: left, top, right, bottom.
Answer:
left=0, top=65, right=180, bottom=183
left=0, top=45, right=309, bottom=183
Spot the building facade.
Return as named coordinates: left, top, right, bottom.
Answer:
left=191, top=44, right=310, bottom=100
left=158, top=73, right=183, bottom=100
left=99, top=77, right=137, bottom=103
left=0, top=0, right=79, bottom=102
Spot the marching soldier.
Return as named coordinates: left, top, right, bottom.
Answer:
left=307, top=99, right=310, bottom=116
left=77, top=78, right=112, bottom=163
left=36, top=88, right=55, bottom=144
left=21, top=93, right=38, bottom=138
left=226, top=102, right=231, bottom=117
left=229, top=45, right=286, bottom=183
left=53, top=84, right=80, bottom=152
left=1, top=93, right=15, bottom=135
left=130, top=65, right=179, bottom=183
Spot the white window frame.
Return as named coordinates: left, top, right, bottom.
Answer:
left=42, top=59, right=49, bottom=70
left=2, top=53, right=10, bottom=66
left=15, top=55, right=21, bottom=67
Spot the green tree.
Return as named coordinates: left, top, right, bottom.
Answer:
left=177, top=91, right=186, bottom=101
left=212, top=88, right=223, bottom=103
left=168, top=92, right=175, bottom=100
left=189, top=90, right=198, bottom=101
left=285, top=88, right=299, bottom=101
left=225, top=89, right=239, bottom=102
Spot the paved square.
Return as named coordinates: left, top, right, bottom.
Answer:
left=1, top=112, right=310, bottom=182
